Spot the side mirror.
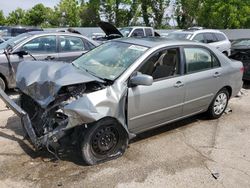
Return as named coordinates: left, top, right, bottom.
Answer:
left=130, top=74, right=153, bottom=87
left=12, top=50, right=28, bottom=57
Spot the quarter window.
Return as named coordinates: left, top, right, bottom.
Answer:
left=22, top=35, right=56, bottom=53
left=215, top=33, right=226, bottom=41
left=139, top=48, right=180, bottom=80
left=184, top=48, right=220, bottom=73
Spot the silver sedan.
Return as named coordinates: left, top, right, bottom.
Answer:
left=0, top=38, right=243, bottom=165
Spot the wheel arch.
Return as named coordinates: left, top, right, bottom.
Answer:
left=0, top=73, right=8, bottom=90
left=222, top=86, right=232, bottom=98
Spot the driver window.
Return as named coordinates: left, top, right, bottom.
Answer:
left=139, top=48, right=180, bottom=80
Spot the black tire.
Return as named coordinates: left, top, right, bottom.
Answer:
left=81, top=118, right=128, bottom=165
left=207, top=88, right=229, bottom=119
left=0, top=77, right=6, bottom=91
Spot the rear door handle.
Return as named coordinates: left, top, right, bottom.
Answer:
left=45, top=56, right=55, bottom=60
left=213, top=72, right=221, bottom=78
left=174, top=81, right=184, bottom=88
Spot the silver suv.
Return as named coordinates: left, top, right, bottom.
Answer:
left=166, top=28, right=231, bottom=56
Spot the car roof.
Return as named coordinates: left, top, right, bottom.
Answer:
left=174, top=29, right=223, bottom=34
left=27, top=30, right=86, bottom=37
left=114, top=37, right=202, bottom=48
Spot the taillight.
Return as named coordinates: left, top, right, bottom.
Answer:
left=240, top=67, right=245, bottom=73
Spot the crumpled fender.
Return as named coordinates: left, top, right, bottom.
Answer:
left=63, top=84, right=133, bottom=138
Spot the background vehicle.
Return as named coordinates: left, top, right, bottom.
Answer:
left=166, top=28, right=231, bottom=56
left=0, top=31, right=98, bottom=90
left=0, top=26, right=43, bottom=38
left=0, top=37, right=5, bottom=44
left=230, top=38, right=250, bottom=80
left=94, top=21, right=160, bottom=41
left=0, top=38, right=243, bottom=165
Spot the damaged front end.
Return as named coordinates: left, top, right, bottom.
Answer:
left=0, top=61, right=131, bottom=152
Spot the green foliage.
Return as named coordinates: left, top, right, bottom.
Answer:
left=6, top=8, right=26, bottom=25
left=0, top=11, right=5, bottom=25
left=25, top=4, right=48, bottom=26
left=57, top=0, right=80, bottom=27
left=1, top=0, right=250, bottom=28
left=197, top=0, right=250, bottom=29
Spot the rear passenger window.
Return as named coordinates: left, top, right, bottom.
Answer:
left=145, top=28, right=153, bottom=36
left=204, top=33, right=217, bottom=43
left=184, top=48, right=220, bottom=73
left=193, top=34, right=206, bottom=43
left=59, top=36, right=86, bottom=52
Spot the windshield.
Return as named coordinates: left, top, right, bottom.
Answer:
left=167, top=32, right=193, bottom=40
left=73, top=41, right=148, bottom=81
left=232, top=39, right=250, bottom=47
left=119, top=28, right=133, bottom=37
left=0, top=33, right=31, bottom=50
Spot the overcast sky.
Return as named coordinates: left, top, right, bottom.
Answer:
left=1, top=0, right=60, bottom=16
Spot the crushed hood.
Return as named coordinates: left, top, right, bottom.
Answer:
left=16, top=61, right=103, bottom=107
left=98, top=21, right=123, bottom=37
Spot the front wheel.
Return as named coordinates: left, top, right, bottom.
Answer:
left=207, top=89, right=229, bottom=119
left=80, top=118, right=128, bottom=165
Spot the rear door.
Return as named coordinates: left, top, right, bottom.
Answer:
left=181, top=46, right=222, bottom=116
left=58, top=35, right=95, bottom=62
left=128, top=47, right=186, bottom=133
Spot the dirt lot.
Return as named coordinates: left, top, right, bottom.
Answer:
left=0, top=84, right=250, bottom=188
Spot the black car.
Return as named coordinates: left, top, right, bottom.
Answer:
left=0, top=26, right=43, bottom=37
left=230, top=38, right=250, bottom=80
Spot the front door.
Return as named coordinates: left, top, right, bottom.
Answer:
left=127, top=47, right=186, bottom=133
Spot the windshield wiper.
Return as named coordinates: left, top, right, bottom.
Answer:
left=77, top=65, right=113, bottom=83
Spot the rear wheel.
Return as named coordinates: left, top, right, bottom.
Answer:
left=0, top=77, right=6, bottom=91
left=207, top=89, right=229, bottom=119
left=81, top=118, right=128, bottom=165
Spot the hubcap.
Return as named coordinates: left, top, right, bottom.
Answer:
left=213, top=93, right=227, bottom=115
left=91, top=126, right=118, bottom=156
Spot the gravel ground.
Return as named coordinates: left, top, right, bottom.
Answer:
left=0, top=84, right=249, bottom=188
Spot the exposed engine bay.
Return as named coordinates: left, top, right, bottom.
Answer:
left=19, top=82, right=106, bottom=148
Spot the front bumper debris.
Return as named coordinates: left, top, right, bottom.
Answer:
left=0, top=88, right=40, bottom=148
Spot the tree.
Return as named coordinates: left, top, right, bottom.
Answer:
left=56, top=0, right=80, bottom=27
left=79, top=0, right=101, bottom=27
left=175, top=0, right=202, bottom=29
left=6, top=8, right=26, bottom=25
left=25, top=4, right=48, bottom=26
left=197, top=0, right=250, bottom=29
left=149, top=0, right=170, bottom=28
left=0, top=10, right=5, bottom=25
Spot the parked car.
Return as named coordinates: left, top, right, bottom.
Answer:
left=230, top=38, right=250, bottom=81
left=0, top=37, right=5, bottom=44
left=165, top=28, right=231, bottom=56
left=94, top=21, right=160, bottom=41
left=0, top=31, right=98, bottom=90
left=0, top=26, right=43, bottom=38
left=0, top=38, right=243, bottom=165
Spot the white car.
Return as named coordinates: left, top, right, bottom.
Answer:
left=166, top=28, right=231, bottom=56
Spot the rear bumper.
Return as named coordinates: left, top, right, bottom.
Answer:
left=0, top=89, right=40, bottom=148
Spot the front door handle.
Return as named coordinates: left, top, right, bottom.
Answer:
left=213, top=72, right=221, bottom=78
left=174, top=81, right=184, bottom=88
left=45, top=56, right=55, bottom=60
